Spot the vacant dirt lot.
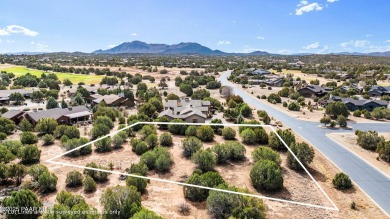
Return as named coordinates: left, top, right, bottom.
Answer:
left=34, top=124, right=387, bottom=219
left=327, top=132, right=390, bottom=178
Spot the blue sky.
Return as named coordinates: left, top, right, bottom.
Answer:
left=1, top=0, right=389, bottom=54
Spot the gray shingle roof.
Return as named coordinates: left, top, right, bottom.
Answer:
left=26, top=106, right=90, bottom=122
left=1, top=110, right=24, bottom=119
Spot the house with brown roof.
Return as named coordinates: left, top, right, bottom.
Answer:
left=25, top=106, right=92, bottom=126
left=298, top=85, right=333, bottom=98
left=1, top=110, right=25, bottom=124
left=91, top=94, right=134, bottom=108
left=158, top=98, right=211, bottom=123
left=0, top=89, right=37, bottom=105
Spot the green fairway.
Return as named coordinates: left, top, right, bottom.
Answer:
left=2, top=66, right=105, bottom=84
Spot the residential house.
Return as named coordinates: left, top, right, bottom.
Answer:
left=320, top=95, right=388, bottom=111
left=158, top=98, right=211, bottom=123
left=1, top=110, right=25, bottom=124
left=25, top=106, right=92, bottom=126
left=91, top=94, right=135, bottom=108
left=368, top=86, right=390, bottom=97
left=340, top=83, right=364, bottom=94
left=297, top=85, right=333, bottom=98
left=0, top=89, right=36, bottom=105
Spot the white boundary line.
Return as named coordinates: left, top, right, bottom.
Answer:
left=46, top=121, right=339, bottom=211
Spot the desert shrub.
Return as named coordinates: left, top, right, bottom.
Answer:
left=240, top=129, right=257, bottom=145
left=83, top=176, right=96, bottom=193
left=222, top=127, right=236, bottom=140
left=0, top=146, right=15, bottom=163
left=126, top=174, right=148, bottom=193
left=155, top=154, right=172, bottom=172
left=287, top=142, right=315, bottom=170
left=252, top=146, right=281, bottom=165
left=111, top=134, right=125, bottom=149
left=267, top=93, right=281, bottom=103
left=185, top=126, right=197, bottom=136
left=132, top=208, right=163, bottom=219
left=42, top=134, right=55, bottom=146
left=83, top=162, right=110, bottom=183
left=28, top=164, right=48, bottom=181
left=20, top=131, right=38, bottom=144
left=212, top=141, right=246, bottom=164
left=91, top=124, right=110, bottom=139
left=206, top=184, right=266, bottom=219
left=287, top=102, right=300, bottom=111
left=269, top=129, right=296, bottom=150
left=94, top=116, right=114, bottom=129
left=168, top=119, right=188, bottom=135
left=332, top=172, right=352, bottom=190
left=182, top=136, right=203, bottom=158
left=145, top=134, right=159, bottom=149
left=20, top=145, right=41, bottom=164
left=196, top=125, right=214, bottom=142
left=38, top=171, right=58, bottom=193
left=353, top=110, right=361, bottom=117
left=66, top=171, right=83, bottom=188
left=134, top=141, right=148, bottom=155
left=159, top=133, right=173, bottom=147
left=128, top=162, right=149, bottom=176
left=337, top=115, right=348, bottom=128
left=356, top=130, right=383, bottom=151
left=250, top=160, right=283, bottom=191
left=192, top=149, right=216, bottom=171
left=140, top=147, right=172, bottom=173
left=94, top=137, right=112, bottom=153
left=376, top=140, right=390, bottom=162
left=184, top=171, right=225, bottom=202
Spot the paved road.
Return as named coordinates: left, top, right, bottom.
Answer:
left=219, top=71, right=390, bottom=216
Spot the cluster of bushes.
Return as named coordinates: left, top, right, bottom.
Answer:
left=212, top=141, right=246, bottom=164
left=184, top=170, right=225, bottom=202
left=257, top=110, right=271, bottom=124
left=140, top=147, right=173, bottom=173
left=355, top=130, right=389, bottom=162
left=0, top=140, right=41, bottom=165
left=0, top=117, right=16, bottom=140
left=320, top=115, right=348, bottom=128
left=27, top=164, right=58, bottom=193
left=239, top=121, right=269, bottom=145
left=94, top=132, right=127, bottom=153
left=353, top=107, right=390, bottom=120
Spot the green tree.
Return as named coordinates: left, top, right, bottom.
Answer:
left=94, top=116, right=114, bottom=129
left=320, top=116, right=331, bottom=126
left=191, top=89, right=210, bottom=100
left=0, top=145, right=15, bottom=163
left=42, top=134, right=55, bottom=145
left=2, top=189, right=42, bottom=219
left=250, top=160, right=283, bottom=191
left=38, top=171, right=58, bottom=193
left=31, top=90, right=45, bottom=102
left=91, top=124, right=110, bottom=139
left=35, top=118, right=58, bottom=134
left=100, top=186, right=141, bottom=219
left=252, top=146, right=281, bottom=165
left=66, top=171, right=83, bottom=188
left=196, top=125, right=214, bottom=142
left=46, top=96, right=59, bottom=109
left=182, top=136, right=203, bottom=158
left=325, top=102, right=349, bottom=119
left=287, top=142, right=315, bottom=170
left=126, top=175, right=148, bottom=193
left=332, top=172, right=352, bottom=190
left=94, top=137, right=112, bottom=153
left=269, top=129, right=296, bottom=150
left=28, top=164, right=48, bottom=181
left=20, top=145, right=41, bottom=164
left=132, top=208, right=163, bottom=219
left=240, top=128, right=257, bottom=145
left=9, top=92, right=25, bottom=105
left=179, top=83, right=193, bottom=96
left=83, top=176, right=97, bottom=193
left=356, top=130, right=383, bottom=150
left=159, top=133, right=173, bottom=147
left=19, top=119, right=33, bottom=132
left=8, top=164, right=27, bottom=185
left=337, top=115, right=348, bottom=128
left=222, top=127, right=236, bottom=140
left=240, top=104, right=252, bottom=117
left=192, top=149, right=216, bottom=171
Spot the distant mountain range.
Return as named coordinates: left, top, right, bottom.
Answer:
left=92, top=41, right=390, bottom=57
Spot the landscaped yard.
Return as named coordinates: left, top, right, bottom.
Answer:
left=2, top=66, right=105, bottom=84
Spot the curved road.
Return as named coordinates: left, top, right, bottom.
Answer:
left=219, top=71, right=390, bottom=216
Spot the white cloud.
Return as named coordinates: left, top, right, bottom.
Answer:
left=327, top=0, right=339, bottom=2
left=296, top=2, right=323, bottom=15
left=340, top=40, right=371, bottom=48
left=6, top=40, right=15, bottom=43
left=297, top=1, right=308, bottom=6
left=107, top=44, right=118, bottom=48
left=365, top=34, right=373, bottom=37
left=31, top=41, right=49, bottom=52
left=384, top=40, right=390, bottom=43
left=217, top=40, right=231, bottom=45
left=256, top=36, right=265, bottom=40
left=0, top=25, right=38, bottom=36
left=303, top=42, right=321, bottom=49
left=131, top=33, right=137, bottom=36
left=0, top=39, right=2, bottom=43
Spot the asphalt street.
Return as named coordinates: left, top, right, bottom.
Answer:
left=219, top=71, right=390, bottom=216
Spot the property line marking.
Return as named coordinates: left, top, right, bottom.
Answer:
left=46, top=121, right=339, bottom=211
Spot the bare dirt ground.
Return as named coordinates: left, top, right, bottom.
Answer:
left=33, top=123, right=387, bottom=219
left=327, top=132, right=390, bottom=178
